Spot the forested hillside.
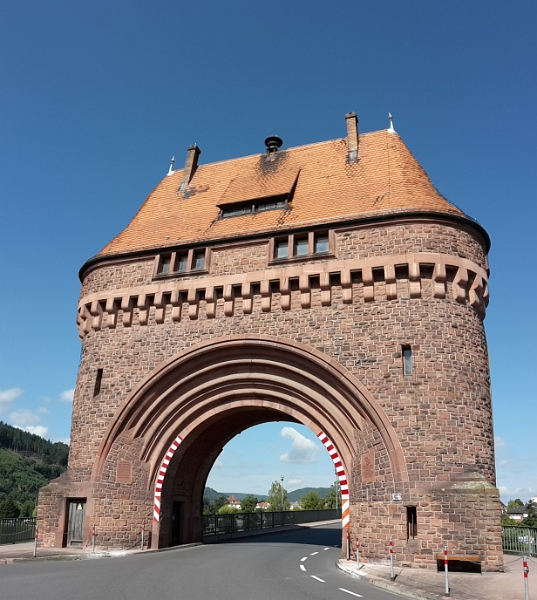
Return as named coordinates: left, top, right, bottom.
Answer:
left=0, top=421, right=69, bottom=517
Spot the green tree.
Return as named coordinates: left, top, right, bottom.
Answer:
left=203, top=495, right=228, bottom=515
left=19, top=500, right=34, bottom=517
left=300, top=490, right=325, bottom=510
left=324, top=483, right=342, bottom=509
left=507, top=499, right=524, bottom=510
left=240, top=495, right=258, bottom=513
left=267, top=480, right=290, bottom=511
left=218, top=505, right=240, bottom=514
left=524, top=500, right=537, bottom=528
left=0, top=497, right=21, bottom=518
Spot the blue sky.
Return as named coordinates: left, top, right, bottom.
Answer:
left=0, top=1, right=535, bottom=502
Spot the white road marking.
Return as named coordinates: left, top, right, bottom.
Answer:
left=324, top=547, right=329, bottom=550
left=311, top=576, right=325, bottom=582
left=301, top=556, right=308, bottom=561
left=338, top=589, right=363, bottom=597
left=300, top=564, right=307, bottom=572
left=310, top=551, right=319, bottom=556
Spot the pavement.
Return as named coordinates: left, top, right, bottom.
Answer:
left=1, top=534, right=534, bottom=600
left=338, top=553, right=534, bottom=600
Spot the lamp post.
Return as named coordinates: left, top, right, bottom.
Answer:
left=281, top=475, right=284, bottom=510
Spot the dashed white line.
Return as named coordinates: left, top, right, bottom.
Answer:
left=338, top=589, right=363, bottom=597
left=323, top=547, right=329, bottom=551
left=310, top=551, right=319, bottom=556
left=311, top=575, right=325, bottom=582
left=301, top=556, right=308, bottom=561
left=300, top=564, right=307, bottom=572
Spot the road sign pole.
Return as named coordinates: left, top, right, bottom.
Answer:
left=33, top=525, right=38, bottom=558
left=523, top=555, right=529, bottom=600
left=444, top=546, right=450, bottom=597
left=390, top=538, right=395, bottom=581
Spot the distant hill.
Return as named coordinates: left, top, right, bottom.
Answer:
left=203, top=486, right=331, bottom=503
left=0, top=421, right=69, bottom=510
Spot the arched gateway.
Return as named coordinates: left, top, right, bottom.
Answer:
left=39, top=114, right=503, bottom=569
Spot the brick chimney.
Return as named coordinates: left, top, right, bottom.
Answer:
left=179, top=144, right=201, bottom=193
left=345, top=112, right=359, bottom=163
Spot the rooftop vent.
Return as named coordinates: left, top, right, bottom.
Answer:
left=264, top=135, right=283, bottom=154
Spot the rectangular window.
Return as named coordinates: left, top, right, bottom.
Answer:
left=314, top=234, right=329, bottom=254
left=93, top=368, right=103, bottom=397
left=402, top=346, right=413, bottom=376
left=193, top=250, right=205, bottom=270
left=407, top=506, right=417, bottom=540
left=294, top=237, right=309, bottom=257
left=160, top=255, right=171, bottom=275
left=275, top=239, right=289, bottom=259
left=177, top=255, right=188, bottom=272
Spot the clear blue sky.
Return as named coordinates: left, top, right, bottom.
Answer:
left=0, top=1, right=535, bottom=502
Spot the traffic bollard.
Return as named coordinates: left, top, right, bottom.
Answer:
left=523, top=555, right=529, bottom=600
left=389, top=538, right=395, bottom=581
left=92, top=523, right=96, bottom=554
left=444, top=546, right=450, bottom=597
left=33, top=525, right=38, bottom=558
left=346, top=530, right=350, bottom=560
left=356, top=535, right=361, bottom=569
left=141, top=522, right=145, bottom=551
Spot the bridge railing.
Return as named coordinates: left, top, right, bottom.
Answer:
left=0, top=518, right=36, bottom=545
left=203, top=509, right=341, bottom=537
left=502, top=526, right=537, bottom=556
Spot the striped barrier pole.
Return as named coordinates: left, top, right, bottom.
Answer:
left=444, top=545, right=450, bottom=597
left=389, top=537, right=395, bottom=581
left=141, top=521, right=145, bottom=551
left=523, top=556, right=529, bottom=600
left=33, top=525, right=38, bottom=558
left=92, top=523, right=96, bottom=554
left=356, top=535, right=361, bottom=568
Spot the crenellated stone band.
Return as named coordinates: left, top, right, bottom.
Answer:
left=77, top=252, right=489, bottom=338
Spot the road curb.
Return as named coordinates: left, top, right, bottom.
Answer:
left=337, top=560, right=442, bottom=600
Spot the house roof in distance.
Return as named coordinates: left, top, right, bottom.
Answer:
left=94, top=115, right=480, bottom=261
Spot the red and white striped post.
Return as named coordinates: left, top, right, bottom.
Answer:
left=346, top=529, right=350, bottom=560
left=356, top=535, right=361, bottom=568
left=33, top=525, right=38, bottom=558
left=389, top=537, right=395, bottom=581
left=523, top=555, right=529, bottom=600
left=141, top=521, right=145, bottom=551
left=444, top=545, right=450, bottom=597
left=92, top=523, right=96, bottom=554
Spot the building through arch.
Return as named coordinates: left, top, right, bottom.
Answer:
left=38, top=114, right=503, bottom=570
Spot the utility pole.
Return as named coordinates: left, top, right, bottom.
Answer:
left=281, top=475, right=284, bottom=510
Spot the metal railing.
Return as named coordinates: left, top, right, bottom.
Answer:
left=502, top=526, right=537, bottom=557
left=0, top=518, right=36, bottom=545
left=203, top=509, right=341, bottom=538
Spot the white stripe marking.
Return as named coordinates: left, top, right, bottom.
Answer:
left=338, top=589, right=363, bottom=597
left=311, top=576, right=325, bottom=582
left=300, top=564, right=307, bottom=572
left=310, top=551, right=319, bottom=556
left=301, top=556, right=308, bottom=561
left=324, top=547, right=329, bottom=550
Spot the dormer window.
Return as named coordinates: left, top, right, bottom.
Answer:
left=220, top=196, right=288, bottom=219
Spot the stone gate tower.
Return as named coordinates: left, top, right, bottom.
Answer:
left=39, top=114, right=503, bottom=569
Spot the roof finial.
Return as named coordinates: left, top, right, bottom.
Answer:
left=167, top=156, right=175, bottom=176
left=388, top=113, right=396, bottom=134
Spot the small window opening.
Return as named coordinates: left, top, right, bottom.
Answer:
left=294, top=237, right=308, bottom=257
left=93, top=368, right=103, bottom=397
left=275, top=239, right=289, bottom=259
left=407, top=506, right=417, bottom=540
left=402, top=346, right=413, bottom=376
left=314, top=234, right=329, bottom=254
left=193, top=251, right=205, bottom=270
left=177, top=255, right=188, bottom=272
left=160, top=255, right=171, bottom=275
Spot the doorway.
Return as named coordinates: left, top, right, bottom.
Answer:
left=66, top=500, right=86, bottom=546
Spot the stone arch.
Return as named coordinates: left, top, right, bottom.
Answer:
left=93, top=335, right=408, bottom=547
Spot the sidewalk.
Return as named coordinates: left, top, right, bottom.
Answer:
left=338, top=553, right=534, bottom=600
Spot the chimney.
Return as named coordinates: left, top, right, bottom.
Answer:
left=345, top=112, right=359, bottom=163
left=179, top=144, right=201, bottom=193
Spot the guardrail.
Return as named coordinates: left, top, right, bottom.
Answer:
left=0, top=517, right=36, bottom=545
left=203, top=509, right=341, bottom=537
left=503, top=526, right=537, bottom=557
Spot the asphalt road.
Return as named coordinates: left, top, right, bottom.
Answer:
left=0, top=524, right=402, bottom=600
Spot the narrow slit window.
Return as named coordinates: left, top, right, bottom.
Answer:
left=93, top=368, right=103, bottom=397
left=407, top=506, right=417, bottom=540
left=193, top=250, right=205, bottom=270
left=402, top=346, right=413, bottom=376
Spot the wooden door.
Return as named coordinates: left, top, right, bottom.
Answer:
left=67, top=500, right=86, bottom=546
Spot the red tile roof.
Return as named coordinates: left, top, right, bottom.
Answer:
left=97, top=129, right=467, bottom=258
